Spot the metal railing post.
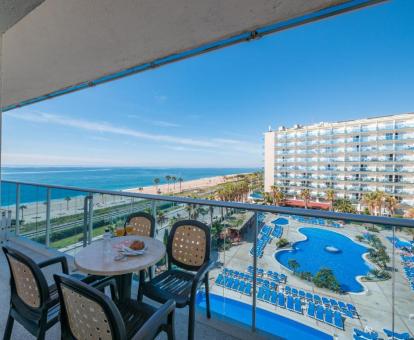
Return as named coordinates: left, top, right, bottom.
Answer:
left=88, top=194, right=94, bottom=244
left=152, top=200, right=157, bottom=234
left=252, top=212, right=258, bottom=332
left=15, top=183, right=20, bottom=236
left=45, top=188, right=51, bottom=247
left=83, top=196, right=90, bottom=247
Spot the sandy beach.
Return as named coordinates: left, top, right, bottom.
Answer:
left=125, top=173, right=245, bottom=195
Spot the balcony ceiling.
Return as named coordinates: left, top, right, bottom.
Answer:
left=0, top=0, right=44, bottom=33
left=1, top=0, right=382, bottom=110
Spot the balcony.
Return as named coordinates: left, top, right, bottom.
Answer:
left=1, top=180, right=413, bottom=340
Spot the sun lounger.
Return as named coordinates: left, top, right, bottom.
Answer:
left=313, top=294, right=321, bottom=303
left=338, top=301, right=347, bottom=309
left=324, top=309, right=333, bottom=324
left=299, top=290, right=306, bottom=298
left=292, top=288, right=298, bottom=296
left=353, top=329, right=378, bottom=340
left=257, top=287, right=264, bottom=300
left=271, top=291, right=277, bottom=305
left=270, top=282, right=277, bottom=290
left=238, top=281, right=246, bottom=293
left=383, top=329, right=410, bottom=340
left=264, top=289, right=271, bottom=302
left=307, top=302, right=315, bottom=318
left=322, top=297, right=330, bottom=305
left=232, top=279, right=240, bottom=291
left=215, top=274, right=224, bottom=286
left=334, top=311, right=344, bottom=330
left=294, top=298, right=302, bottom=314
left=306, top=292, right=313, bottom=301
left=285, top=286, right=291, bottom=294
left=225, top=277, right=234, bottom=288
left=287, top=295, right=294, bottom=310
left=316, top=306, right=324, bottom=321
left=245, top=283, right=252, bottom=296
left=278, top=293, right=285, bottom=308
left=330, top=298, right=338, bottom=307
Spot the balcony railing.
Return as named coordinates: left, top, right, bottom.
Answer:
left=1, top=180, right=414, bottom=339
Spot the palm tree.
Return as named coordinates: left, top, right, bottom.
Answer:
left=153, top=178, right=160, bottom=192
left=385, top=195, right=398, bottom=216
left=64, top=196, right=72, bottom=210
left=325, top=189, right=335, bottom=211
left=165, top=175, right=171, bottom=192
left=270, top=185, right=284, bottom=206
left=374, top=190, right=386, bottom=216
left=19, top=205, right=27, bottom=220
left=171, top=176, right=177, bottom=191
left=300, top=189, right=311, bottom=209
left=178, top=177, right=184, bottom=192
left=362, top=192, right=376, bottom=215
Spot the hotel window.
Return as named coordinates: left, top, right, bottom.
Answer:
left=353, top=135, right=360, bottom=142
left=388, top=153, right=394, bottom=161
left=386, top=133, right=393, bottom=140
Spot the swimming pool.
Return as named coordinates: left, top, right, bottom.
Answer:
left=272, top=217, right=289, bottom=225
left=276, top=228, right=371, bottom=293
left=197, top=292, right=332, bottom=340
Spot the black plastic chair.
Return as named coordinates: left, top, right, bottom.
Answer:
left=139, top=220, right=214, bottom=340
left=124, top=211, right=155, bottom=238
left=54, top=273, right=175, bottom=340
left=2, top=246, right=75, bottom=339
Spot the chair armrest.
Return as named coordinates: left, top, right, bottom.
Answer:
left=191, top=260, right=215, bottom=296
left=38, top=256, right=69, bottom=274
left=132, top=299, right=176, bottom=340
left=91, top=277, right=119, bottom=302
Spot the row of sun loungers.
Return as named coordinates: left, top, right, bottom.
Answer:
left=354, top=328, right=411, bottom=340
left=307, top=302, right=344, bottom=329
left=247, top=266, right=287, bottom=283
left=215, top=274, right=253, bottom=296
left=283, top=285, right=357, bottom=318
left=272, top=225, right=283, bottom=238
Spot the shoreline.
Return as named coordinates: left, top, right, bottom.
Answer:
left=124, top=172, right=250, bottom=195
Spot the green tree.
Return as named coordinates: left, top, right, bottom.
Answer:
left=333, top=198, right=356, bottom=213
left=178, top=177, right=183, bottom=192
left=300, top=189, right=311, bottom=209
left=313, top=268, right=341, bottom=293
left=276, top=238, right=289, bottom=248
left=19, top=205, right=27, bottom=220
left=288, top=259, right=300, bottom=274
left=165, top=175, right=171, bottom=192
left=64, top=196, right=72, bottom=210
left=153, top=178, right=160, bottom=192
left=325, top=189, right=335, bottom=211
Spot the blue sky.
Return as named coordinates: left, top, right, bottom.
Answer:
left=3, top=0, right=414, bottom=168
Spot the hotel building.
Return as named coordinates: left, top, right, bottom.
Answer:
left=264, top=113, right=414, bottom=206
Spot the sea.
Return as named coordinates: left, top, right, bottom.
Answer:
left=1, top=167, right=256, bottom=205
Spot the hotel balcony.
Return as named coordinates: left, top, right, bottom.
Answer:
left=1, top=1, right=413, bottom=340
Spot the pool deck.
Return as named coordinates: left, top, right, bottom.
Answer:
left=210, top=214, right=414, bottom=340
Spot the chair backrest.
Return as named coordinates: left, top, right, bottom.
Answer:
left=124, top=212, right=155, bottom=238
left=167, top=220, right=211, bottom=271
left=2, top=246, right=49, bottom=311
left=54, top=273, right=126, bottom=340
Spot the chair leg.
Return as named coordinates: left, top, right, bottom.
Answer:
left=167, top=309, right=175, bottom=340
left=2, top=313, right=14, bottom=340
left=188, top=302, right=196, bottom=340
left=204, top=274, right=211, bottom=319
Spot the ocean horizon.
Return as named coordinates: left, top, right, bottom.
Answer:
left=1, top=166, right=257, bottom=205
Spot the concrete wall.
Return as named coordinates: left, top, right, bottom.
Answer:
left=1, top=0, right=350, bottom=109
left=264, top=131, right=275, bottom=192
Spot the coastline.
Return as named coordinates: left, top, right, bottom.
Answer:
left=124, top=173, right=249, bottom=195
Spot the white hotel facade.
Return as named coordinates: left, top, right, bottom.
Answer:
left=264, top=113, right=414, bottom=206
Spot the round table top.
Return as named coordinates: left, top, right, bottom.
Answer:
left=74, top=236, right=165, bottom=276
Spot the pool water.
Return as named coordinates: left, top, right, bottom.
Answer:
left=276, top=228, right=370, bottom=293
left=197, top=292, right=332, bottom=340
left=272, top=217, right=289, bottom=225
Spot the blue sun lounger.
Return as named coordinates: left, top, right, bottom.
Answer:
left=264, top=289, right=271, bottom=302
left=322, top=297, right=330, bottom=305
left=232, top=279, right=240, bottom=291
left=294, top=298, right=302, bottom=314
left=245, top=283, right=252, bottom=296
left=287, top=295, right=294, bottom=311
left=292, top=288, right=298, bottom=296
left=257, top=286, right=265, bottom=300
left=354, top=329, right=378, bottom=340
left=330, top=298, right=338, bottom=307
left=316, top=306, right=324, bottom=321
left=338, top=301, right=347, bottom=309
left=271, top=291, right=277, bottom=305
left=334, top=311, right=344, bottom=330
left=278, top=293, right=285, bottom=308
left=299, top=290, right=306, bottom=298
left=225, top=277, right=234, bottom=288
left=285, top=286, right=291, bottom=294
left=324, top=309, right=333, bottom=324
left=383, top=329, right=410, bottom=340
left=306, top=292, right=313, bottom=301
left=314, top=294, right=321, bottom=303
left=280, top=274, right=287, bottom=282
left=307, top=302, right=315, bottom=318
left=238, top=281, right=246, bottom=293
left=215, top=274, right=224, bottom=286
